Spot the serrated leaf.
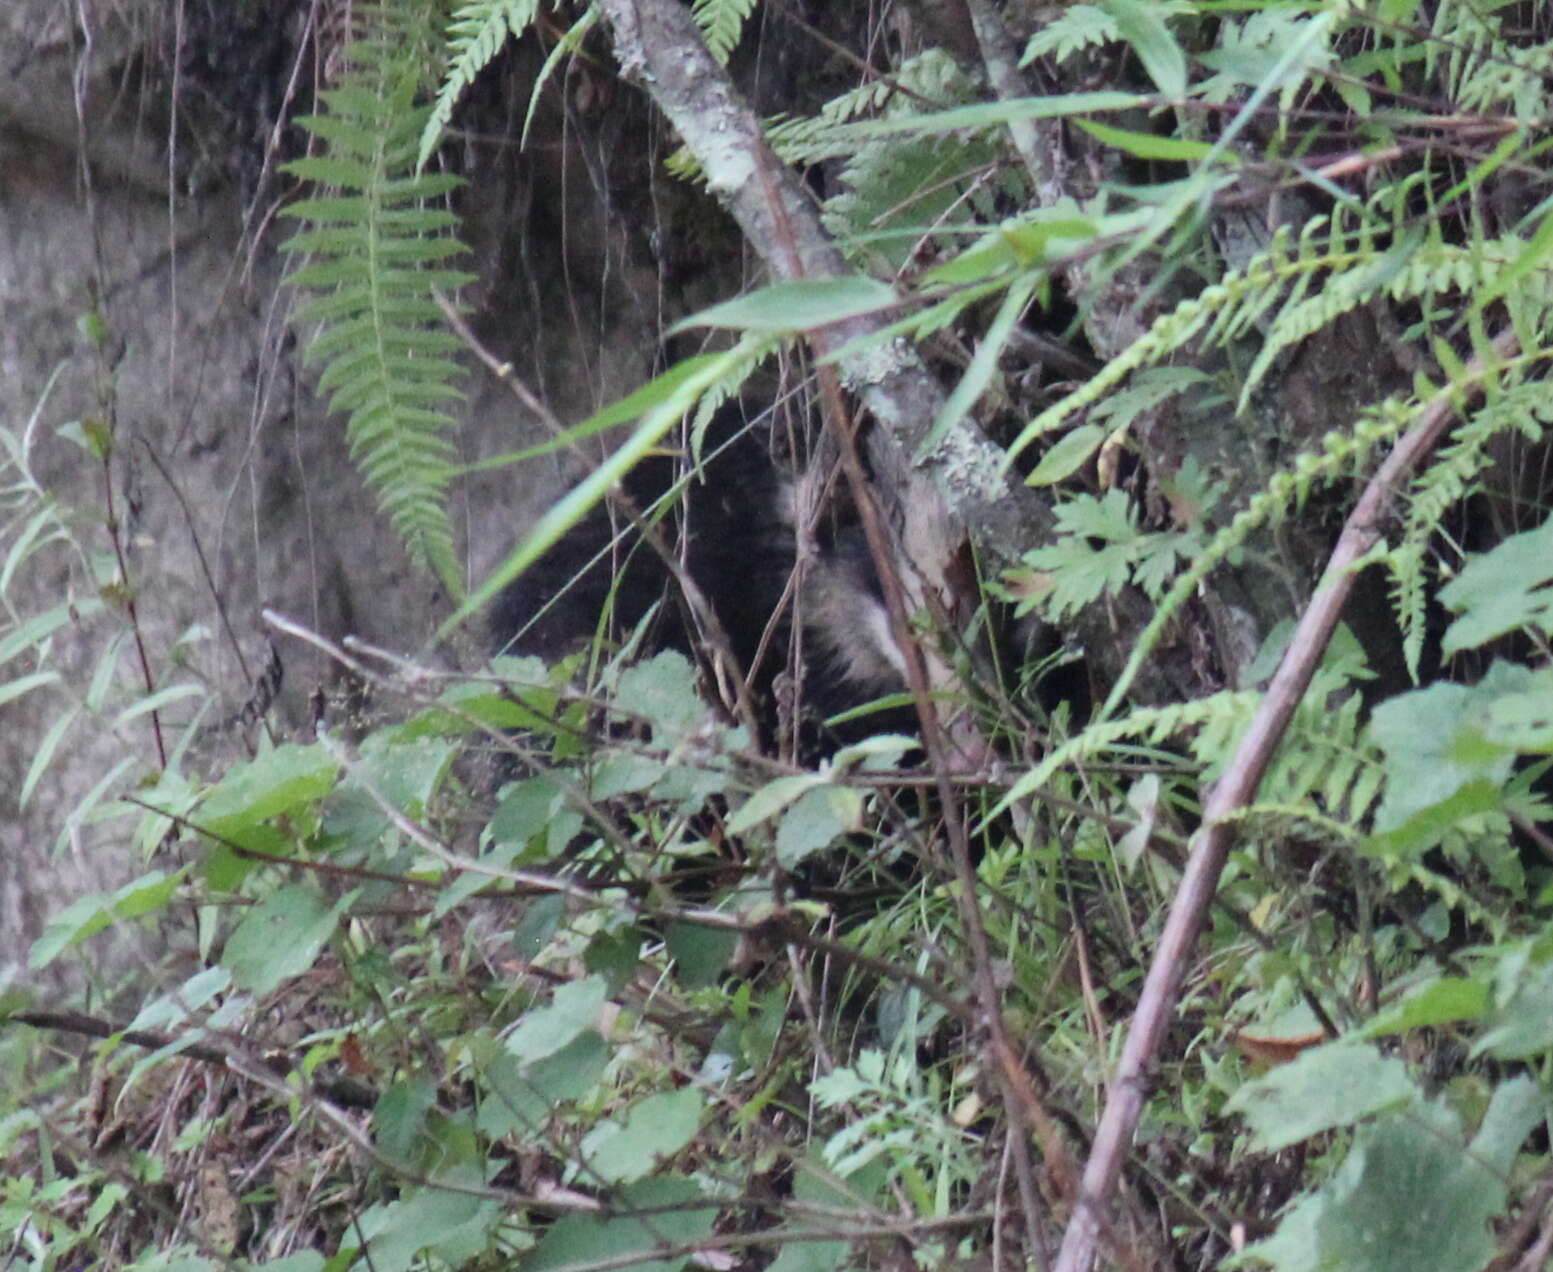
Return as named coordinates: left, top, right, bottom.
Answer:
left=726, top=774, right=827, bottom=835
left=1225, top=1042, right=1417, bottom=1152
left=506, top=975, right=607, bottom=1064
left=477, top=1030, right=609, bottom=1140
left=1316, top=1104, right=1499, bottom=1272
left=578, top=1087, right=705, bottom=1185
left=197, top=744, right=341, bottom=840
left=521, top=1176, right=715, bottom=1272
left=776, top=785, right=863, bottom=869
left=224, top=884, right=358, bottom=996
left=1476, top=956, right=1553, bottom=1059
left=666, top=923, right=739, bottom=989
left=617, top=650, right=703, bottom=742
left=1440, top=515, right=1553, bottom=653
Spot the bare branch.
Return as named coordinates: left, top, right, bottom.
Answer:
left=1053, top=327, right=1522, bottom=1272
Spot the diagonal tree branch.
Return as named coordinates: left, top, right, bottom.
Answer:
left=1052, top=326, right=1521, bottom=1272
left=594, top=0, right=1043, bottom=577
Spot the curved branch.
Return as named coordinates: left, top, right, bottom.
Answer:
left=1052, top=327, right=1521, bottom=1272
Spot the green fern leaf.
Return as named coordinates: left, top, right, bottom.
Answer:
left=1022, top=5, right=1120, bottom=65
left=995, top=689, right=1263, bottom=814
left=418, top=0, right=541, bottom=170
left=692, top=0, right=758, bottom=65
left=283, top=1, right=475, bottom=593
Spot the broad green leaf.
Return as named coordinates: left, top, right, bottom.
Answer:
left=245, top=1255, right=326, bottom=1272
left=350, top=735, right=456, bottom=819
left=129, top=966, right=232, bottom=1032
left=513, top=894, right=566, bottom=959
left=727, top=773, right=827, bottom=834
left=1246, top=1102, right=1502, bottom=1272
left=830, top=733, right=919, bottom=772
left=776, top=784, right=864, bottom=869
left=489, top=776, right=565, bottom=849
left=131, top=1253, right=218, bottom=1272
left=726, top=776, right=826, bottom=838
left=1470, top=1076, right=1544, bottom=1174
left=1476, top=956, right=1553, bottom=1060
left=1367, top=667, right=1522, bottom=835
left=352, top=1164, right=500, bottom=1272
left=1482, top=673, right=1553, bottom=752
left=506, top=974, right=607, bottom=1063
left=477, top=1029, right=609, bottom=1140
left=666, top=922, right=740, bottom=989
left=1225, top=1042, right=1416, bottom=1152
left=1362, top=976, right=1489, bottom=1037
left=578, top=1087, right=705, bottom=1185
left=373, top=1076, right=438, bottom=1164
left=521, top=1176, right=715, bottom=1272
left=1317, top=1104, right=1499, bottom=1272
left=1363, top=779, right=1503, bottom=862
left=197, top=744, right=341, bottom=840
left=586, top=923, right=646, bottom=992
left=618, top=650, right=703, bottom=742
left=1440, top=514, right=1553, bottom=653
left=224, top=884, right=358, bottom=996
left=590, top=752, right=666, bottom=800
left=681, top=277, right=901, bottom=333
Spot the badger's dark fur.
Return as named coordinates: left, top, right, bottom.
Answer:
left=490, top=407, right=909, bottom=747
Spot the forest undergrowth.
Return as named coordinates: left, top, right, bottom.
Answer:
left=6, top=2, right=1553, bottom=1270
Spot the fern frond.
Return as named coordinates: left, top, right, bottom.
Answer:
left=284, top=0, right=474, bottom=593
left=1021, top=1, right=1194, bottom=68
left=1385, top=375, right=1553, bottom=678
left=1270, top=689, right=1385, bottom=826
left=691, top=0, right=757, bottom=65
left=672, top=49, right=969, bottom=184
left=1008, top=188, right=1542, bottom=466
left=1021, top=5, right=1120, bottom=66
left=418, top=0, right=542, bottom=170
left=995, top=689, right=1263, bottom=814
left=1096, top=394, right=1421, bottom=718
left=1460, top=40, right=1553, bottom=116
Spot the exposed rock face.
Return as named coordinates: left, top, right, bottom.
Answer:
left=0, top=1, right=665, bottom=982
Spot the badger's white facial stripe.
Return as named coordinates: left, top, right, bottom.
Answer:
left=800, top=545, right=910, bottom=696
left=860, top=595, right=907, bottom=679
